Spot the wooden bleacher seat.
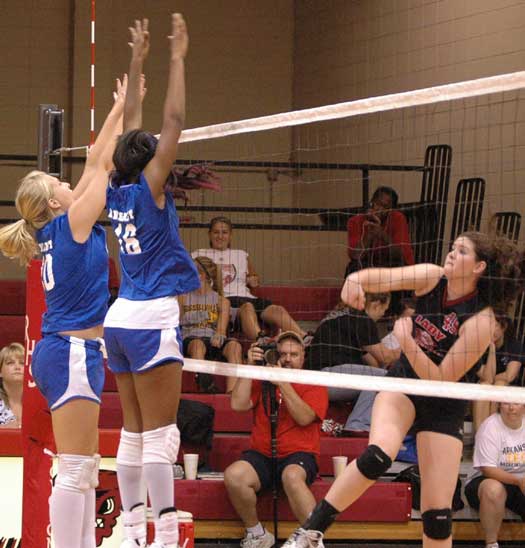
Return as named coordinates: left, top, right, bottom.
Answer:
left=176, top=479, right=411, bottom=522
left=254, top=286, right=341, bottom=321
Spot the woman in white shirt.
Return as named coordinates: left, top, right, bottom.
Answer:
left=192, top=216, right=307, bottom=342
left=465, top=403, right=525, bottom=548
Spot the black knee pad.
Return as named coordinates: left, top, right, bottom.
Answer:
left=422, top=508, right=452, bottom=540
left=356, top=444, right=392, bottom=480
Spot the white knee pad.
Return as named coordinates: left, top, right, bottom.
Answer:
left=117, top=429, right=143, bottom=467
left=142, top=424, right=181, bottom=465
left=55, top=454, right=99, bottom=493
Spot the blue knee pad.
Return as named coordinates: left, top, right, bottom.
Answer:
left=356, top=444, right=392, bottom=480
left=422, top=508, right=452, bottom=540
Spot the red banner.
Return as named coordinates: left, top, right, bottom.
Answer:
left=22, top=259, right=54, bottom=548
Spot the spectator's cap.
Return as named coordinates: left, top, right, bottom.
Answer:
left=276, top=331, right=305, bottom=348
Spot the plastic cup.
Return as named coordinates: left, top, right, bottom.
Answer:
left=332, top=456, right=348, bottom=478
left=183, top=453, right=199, bottom=480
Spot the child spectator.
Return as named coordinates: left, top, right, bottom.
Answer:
left=0, top=342, right=24, bottom=428
left=180, top=256, right=243, bottom=392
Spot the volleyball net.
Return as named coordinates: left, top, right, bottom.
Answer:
left=171, top=70, right=525, bottom=397
left=25, top=69, right=525, bottom=402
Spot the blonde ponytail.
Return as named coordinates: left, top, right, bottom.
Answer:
left=0, top=171, right=53, bottom=266
left=0, top=219, right=38, bottom=266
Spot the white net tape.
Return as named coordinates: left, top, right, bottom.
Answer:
left=58, top=71, right=525, bottom=156
left=184, top=359, right=525, bottom=405
left=172, top=70, right=525, bottom=143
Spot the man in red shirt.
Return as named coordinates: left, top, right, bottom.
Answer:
left=346, top=186, right=414, bottom=277
left=224, top=331, right=329, bottom=548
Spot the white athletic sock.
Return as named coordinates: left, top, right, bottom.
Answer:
left=247, top=522, right=265, bottom=537
left=486, top=543, right=499, bottom=548
left=80, top=487, right=96, bottom=548
left=117, top=463, right=145, bottom=512
left=143, top=463, right=175, bottom=519
left=121, top=504, right=147, bottom=544
left=154, top=511, right=179, bottom=547
left=50, top=486, right=85, bottom=548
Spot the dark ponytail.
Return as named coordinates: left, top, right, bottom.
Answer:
left=461, top=231, right=524, bottom=310
left=111, top=130, right=158, bottom=186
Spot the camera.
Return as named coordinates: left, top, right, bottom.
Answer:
left=254, top=342, right=280, bottom=366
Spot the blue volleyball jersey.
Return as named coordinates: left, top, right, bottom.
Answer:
left=36, top=214, right=109, bottom=334
left=106, top=173, right=200, bottom=300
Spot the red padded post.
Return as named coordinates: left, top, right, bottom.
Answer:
left=22, top=260, right=54, bottom=548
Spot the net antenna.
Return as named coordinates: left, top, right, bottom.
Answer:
left=37, top=104, right=64, bottom=178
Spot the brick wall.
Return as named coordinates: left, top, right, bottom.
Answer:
left=1, top=1, right=524, bottom=284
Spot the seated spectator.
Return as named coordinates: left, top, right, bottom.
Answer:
left=192, top=216, right=308, bottom=343
left=465, top=403, right=525, bottom=548
left=321, top=300, right=414, bottom=436
left=490, top=314, right=523, bottom=386
left=345, top=186, right=414, bottom=277
left=473, top=314, right=525, bottom=432
left=224, top=331, right=328, bottom=548
left=0, top=342, right=24, bottom=428
left=180, top=256, right=243, bottom=393
left=306, top=293, right=398, bottom=371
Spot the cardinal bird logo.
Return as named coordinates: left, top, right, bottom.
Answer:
left=95, top=469, right=122, bottom=546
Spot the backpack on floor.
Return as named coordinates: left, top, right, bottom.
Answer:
left=177, top=398, right=215, bottom=449
left=393, top=464, right=464, bottom=512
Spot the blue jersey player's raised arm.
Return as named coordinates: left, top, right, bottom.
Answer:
left=0, top=77, right=127, bottom=548
left=103, top=14, right=199, bottom=548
